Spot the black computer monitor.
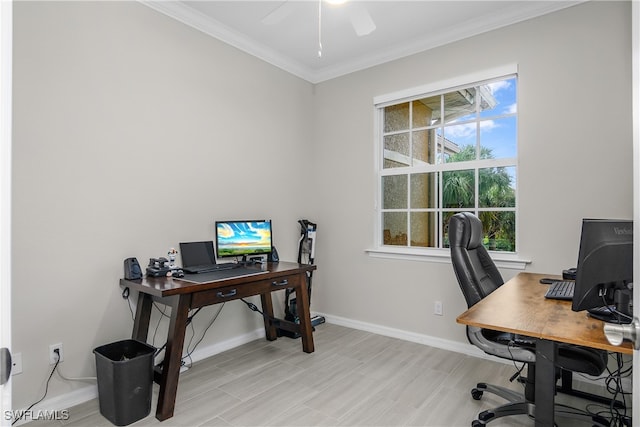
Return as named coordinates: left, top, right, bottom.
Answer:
left=571, top=219, right=633, bottom=323
left=215, top=219, right=273, bottom=261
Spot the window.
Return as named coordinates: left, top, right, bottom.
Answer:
left=376, top=73, right=517, bottom=253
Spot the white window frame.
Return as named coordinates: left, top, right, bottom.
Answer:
left=367, top=64, right=530, bottom=270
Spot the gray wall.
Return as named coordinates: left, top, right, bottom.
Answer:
left=310, top=1, right=632, bottom=339
left=12, top=1, right=314, bottom=408
left=11, top=0, right=632, bottom=411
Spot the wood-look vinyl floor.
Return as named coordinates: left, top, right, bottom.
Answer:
left=26, top=323, right=631, bottom=426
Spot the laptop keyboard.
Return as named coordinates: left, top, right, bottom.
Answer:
left=184, top=263, right=238, bottom=274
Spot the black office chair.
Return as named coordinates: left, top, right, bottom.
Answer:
left=449, top=212, right=611, bottom=426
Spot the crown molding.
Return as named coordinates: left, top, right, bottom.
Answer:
left=310, top=1, right=584, bottom=83
left=141, top=1, right=585, bottom=84
left=141, top=1, right=316, bottom=82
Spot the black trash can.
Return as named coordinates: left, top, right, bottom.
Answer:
left=93, top=339, right=155, bottom=426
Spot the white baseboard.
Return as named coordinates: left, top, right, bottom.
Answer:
left=11, top=385, right=97, bottom=426
left=317, top=312, right=497, bottom=362
left=184, top=328, right=266, bottom=366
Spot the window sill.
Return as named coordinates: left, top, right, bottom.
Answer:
left=365, top=247, right=531, bottom=270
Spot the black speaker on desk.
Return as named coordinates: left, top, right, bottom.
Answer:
left=267, top=246, right=279, bottom=263
left=124, top=257, right=143, bottom=280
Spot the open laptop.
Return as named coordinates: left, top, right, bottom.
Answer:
left=179, top=241, right=237, bottom=274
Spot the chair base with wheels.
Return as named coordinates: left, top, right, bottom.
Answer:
left=470, top=381, right=610, bottom=427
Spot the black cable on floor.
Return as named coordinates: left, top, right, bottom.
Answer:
left=12, top=352, right=60, bottom=425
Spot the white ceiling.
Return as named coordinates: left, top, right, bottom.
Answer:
left=143, top=1, right=583, bottom=83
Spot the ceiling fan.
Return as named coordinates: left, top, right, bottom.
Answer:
left=261, top=0, right=376, bottom=37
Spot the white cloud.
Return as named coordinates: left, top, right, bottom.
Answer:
left=446, top=120, right=497, bottom=138
left=487, top=80, right=511, bottom=94
left=480, top=120, right=497, bottom=131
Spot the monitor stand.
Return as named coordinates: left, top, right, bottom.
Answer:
left=588, top=288, right=633, bottom=324
left=237, top=255, right=262, bottom=266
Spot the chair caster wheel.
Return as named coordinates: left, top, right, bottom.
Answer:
left=472, top=420, right=484, bottom=427
left=471, top=388, right=483, bottom=400
left=478, top=410, right=494, bottom=422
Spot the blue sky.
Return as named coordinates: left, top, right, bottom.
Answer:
left=443, top=77, right=517, bottom=160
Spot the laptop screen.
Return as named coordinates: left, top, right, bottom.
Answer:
left=179, top=241, right=216, bottom=267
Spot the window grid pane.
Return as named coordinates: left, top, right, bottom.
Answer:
left=410, top=173, right=438, bottom=209
left=383, top=212, right=408, bottom=246
left=410, top=212, right=437, bottom=248
left=382, top=175, right=408, bottom=209
left=384, top=103, right=410, bottom=132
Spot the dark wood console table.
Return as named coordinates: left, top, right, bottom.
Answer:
left=120, top=261, right=317, bottom=421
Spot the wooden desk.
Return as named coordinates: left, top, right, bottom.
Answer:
left=456, top=272, right=632, bottom=427
left=120, top=261, right=316, bottom=421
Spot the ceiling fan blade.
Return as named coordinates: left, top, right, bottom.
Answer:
left=261, top=1, right=296, bottom=26
left=349, top=3, right=376, bottom=36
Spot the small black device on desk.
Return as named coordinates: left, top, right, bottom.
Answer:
left=563, top=267, right=577, bottom=280
left=146, top=257, right=172, bottom=277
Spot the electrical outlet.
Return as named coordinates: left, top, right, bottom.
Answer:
left=12, top=352, right=22, bottom=375
left=434, top=301, right=443, bottom=316
left=49, top=343, right=63, bottom=365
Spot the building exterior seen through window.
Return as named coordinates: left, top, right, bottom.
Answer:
left=378, top=75, right=517, bottom=252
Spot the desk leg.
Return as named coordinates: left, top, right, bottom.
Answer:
left=156, top=294, right=190, bottom=421
left=132, top=293, right=152, bottom=342
left=295, top=273, right=314, bottom=354
left=260, top=292, right=278, bottom=341
left=535, top=339, right=556, bottom=427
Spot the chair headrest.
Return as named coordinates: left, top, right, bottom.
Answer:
left=450, top=212, right=484, bottom=250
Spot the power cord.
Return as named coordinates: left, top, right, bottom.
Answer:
left=581, top=352, right=633, bottom=426
left=121, top=284, right=225, bottom=367
left=12, top=350, right=61, bottom=425
left=121, top=287, right=134, bottom=321
left=152, top=302, right=171, bottom=350
left=56, top=366, right=96, bottom=383
left=602, top=353, right=632, bottom=426
left=182, top=303, right=225, bottom=368
left=240, top=298, right=283, bottom=328
left=153, top=303, right=225, bottom=371
left=506, top=340, right=527, bottom=388
left=121, top=286, right=225, bottom=373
